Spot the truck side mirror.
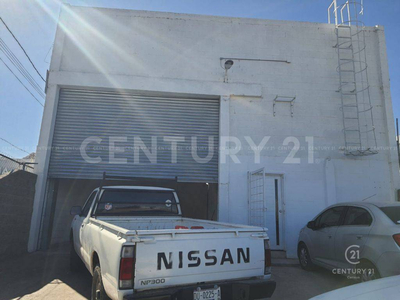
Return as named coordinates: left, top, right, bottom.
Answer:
left=70, top=206, right=82, bottom=216
left=307, top=221, right=316, bottom=230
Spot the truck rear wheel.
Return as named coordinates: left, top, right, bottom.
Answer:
left=91, top=265, right=110, bottom=300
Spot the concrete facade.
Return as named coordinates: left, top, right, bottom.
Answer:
left=29, top=5, right=399, bottom=257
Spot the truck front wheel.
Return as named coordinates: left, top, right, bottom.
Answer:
left=91, top=265, right=111, bottom=300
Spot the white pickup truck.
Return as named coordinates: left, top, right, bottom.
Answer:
left=70, top=184, right=276, bottom=300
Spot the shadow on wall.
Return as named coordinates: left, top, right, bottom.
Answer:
left=0, top=170, right=37, bottom=258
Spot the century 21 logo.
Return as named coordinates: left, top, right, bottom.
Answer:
left=345, top=245, right=360, bottom=265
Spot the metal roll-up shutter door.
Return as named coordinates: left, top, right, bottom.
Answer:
left=48, top=88, right=220, bottom=183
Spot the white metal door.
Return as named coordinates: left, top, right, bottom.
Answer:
left=248, top=169, right=284, bottom=250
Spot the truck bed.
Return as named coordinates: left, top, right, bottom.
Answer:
left=96, top=216, right=266, bottom=235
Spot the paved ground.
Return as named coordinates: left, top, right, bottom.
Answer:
left=0, top=247, right=353, bottom=300
left=270, top=264, right=352, bottom=300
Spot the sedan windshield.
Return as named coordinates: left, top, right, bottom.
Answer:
left=380, top=206, right=400, bottom=225
left=94, top=189, right=179, bottom=216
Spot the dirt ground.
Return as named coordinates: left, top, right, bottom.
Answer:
left=0, top=246, right=353, bottom=300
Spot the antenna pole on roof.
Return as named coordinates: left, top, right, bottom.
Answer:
left=91, top=171, right=107, bottom=219
left=100, top=171, right=106, bottom=190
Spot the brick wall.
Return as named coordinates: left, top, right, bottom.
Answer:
left=0, top=170, right=36, bottom=258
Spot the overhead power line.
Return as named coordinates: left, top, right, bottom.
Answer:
left=0, top=137, right=30, bottom=155
left=0, top=38, right=45, bottom=98
left=0, top=41, right=46, bottom=99
left=0, top=16, right=46, bottom=82
left=0, top=57, right=44, bottom=107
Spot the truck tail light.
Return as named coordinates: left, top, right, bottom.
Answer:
left=191, top=226, right=204, bottom=229
left=119, top=246, right=135, bottom=289
left=264, top=239, right=272, bottom=275
left=175, top=225, right=189, bottom=229
left=393, top=234, right=400, bottom=247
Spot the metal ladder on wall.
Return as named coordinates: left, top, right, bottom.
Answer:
left=328, top=0, right=378, bottom=156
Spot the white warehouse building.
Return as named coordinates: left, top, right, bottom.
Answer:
left=29, top=4, right=399, bottom=258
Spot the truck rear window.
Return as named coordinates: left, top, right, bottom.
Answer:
left=380, top=206, right=400, bottom=225
left=95, top=189, right=179, bottom=216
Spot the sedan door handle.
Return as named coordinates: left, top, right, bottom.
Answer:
left=356, top=235, right=363, bottom=240
left=328, top=235, right=332, bottom=239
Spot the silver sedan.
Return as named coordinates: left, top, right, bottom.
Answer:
left=297, top=202, right=400, bottom=282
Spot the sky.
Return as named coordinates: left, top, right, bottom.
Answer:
left=0, top=0, right=399, bottom=159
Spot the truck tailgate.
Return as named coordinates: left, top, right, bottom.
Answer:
left=134, top=233, right=265, bottom=290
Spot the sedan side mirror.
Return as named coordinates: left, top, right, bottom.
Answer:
left=70, top=206, right=82, bottom=216
left=307, top=221, right=316, bottom=230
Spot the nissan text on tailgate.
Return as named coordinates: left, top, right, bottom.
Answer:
left=70, top=185, right=276, bottom=300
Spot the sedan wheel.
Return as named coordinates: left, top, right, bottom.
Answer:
left=298, top=244, right=314, bottom=271
left=359, top=261, right=380, bottom=282
left=300, top=248, right=308, bottom=266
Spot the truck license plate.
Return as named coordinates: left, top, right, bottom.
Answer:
left=193, top=286, right=221, bottom=300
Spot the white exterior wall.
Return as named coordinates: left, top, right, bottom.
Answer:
left=29, top=5, right=399, bottom=257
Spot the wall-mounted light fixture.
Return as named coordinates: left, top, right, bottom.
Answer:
left=220, top=57, right=290, bottom=83
left=223, top=59, right=234, bottom=83
left=224, top=60, right=234, bottom=70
